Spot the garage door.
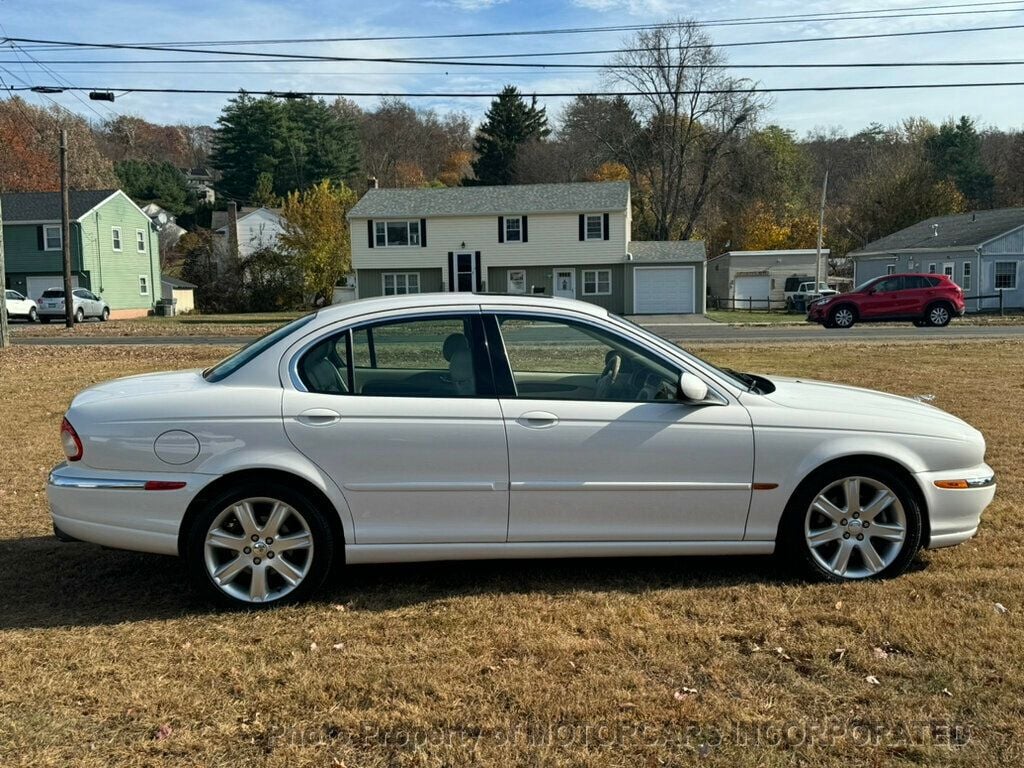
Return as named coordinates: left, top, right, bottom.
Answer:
left=633, top=266, right=695, bottom=314
left=733, top=275, right=771, bottom=309
left=26, top=275, right=78, bottom=301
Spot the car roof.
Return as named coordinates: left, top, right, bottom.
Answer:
left=313, top=292, right=610, bottom=323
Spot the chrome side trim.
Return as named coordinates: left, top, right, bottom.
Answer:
left=48, top=474, right=147, bottom=490
left=510, top=481, right=751, bottom=492
left=342, top=481, right=509, bottom=492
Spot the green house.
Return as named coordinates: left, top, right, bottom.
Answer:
left=1, top=189, right=160, bottom=318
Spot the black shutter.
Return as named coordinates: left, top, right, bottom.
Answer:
left=474, top=251, right=482, bottom=291
left=420, top=218, right=427, bottom=247
left=367, top=219, right=375, bottom=249
left=37, top=226, right=45, bottom=250
left=497, top=216, right=504, bottom=243
left=603, top=213, right=610, bottom=241
left=447, top=252, right=455, bottom=291
left=522, top=215, right=528, bottom=243
left=578, top=214, right=585, bottom=241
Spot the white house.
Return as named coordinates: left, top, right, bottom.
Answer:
left=346, top=181, right=707, bottom=315
left=707, top=249, right=831, bottom=309
left=212, top=206, right=285, bottom=259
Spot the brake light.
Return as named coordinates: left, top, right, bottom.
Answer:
left=143, top=480, right=187, bottom=491
left=60, top=417, right=83, bottom=462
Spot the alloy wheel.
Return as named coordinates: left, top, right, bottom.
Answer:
left=804, top=476, right=907, bottom=579
left=203, top=497, right=315, bottom=604
left=929, top=305, right=950, bottom=326
left=832, top=307, right=854, bottom=328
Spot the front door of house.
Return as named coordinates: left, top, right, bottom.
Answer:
left=553, top=269, right=575, bottom=298
left=455, top=252, right=476, bottom=292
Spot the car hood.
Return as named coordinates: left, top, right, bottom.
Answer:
left=748, top=376, right=979, bottom=440
left=71, top=369, right=207, bottom=407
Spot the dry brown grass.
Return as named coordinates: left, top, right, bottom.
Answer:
left=0, top=341, right=1022, bottom=767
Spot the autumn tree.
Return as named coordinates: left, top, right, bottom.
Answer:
left=470, top=86, right=550, bottom=185
left=278, top=180, right=359, bottom=305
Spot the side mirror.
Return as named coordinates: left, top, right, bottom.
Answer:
left=678, top=372, right=709, bottom=403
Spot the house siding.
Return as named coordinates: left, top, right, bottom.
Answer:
left=356, top=268, right=444, bottom=298
left=79, top=193, right=160, bottom=311
left=488, top=263, right=626, bottom=311
left=707, top=252, right=820, bottom=305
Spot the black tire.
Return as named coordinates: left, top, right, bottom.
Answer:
left=185, top=481, right=336, bottom=609
left=828, top=304, right=857, bottom=329
left=74, top=307, right=84, bottom=323
left=28, top=307, right=38, bottom=323
left=100, top=307, right=110, bottom=322
left=777, top=461, right=922, bottom=583
left=925, top=302, right=952, bottom=328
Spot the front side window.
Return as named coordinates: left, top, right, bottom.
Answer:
left=375, top=220, right=420, bottom=247
left=6, top=290, right=22, bottom=300
left=299, top=315, right=489, bottom=398
left=962, top=261, right=972, bottom=291
left=112, top=227, right=122, bottom=252
left=582, top=269, right=612, bottom=296
left=873, top=276, right=903, bottom=293
left=44, top=225, right=62, bottom=251
left=136, top=229, right=146, bottom=252
left=585, top=214, right=603, bottom=240
left=495, top=315, right=679, bottom=402
left=382, top=272, right=420, bottom=296
left=995, top=261, right=1017, bottom=290
left=505, top=217, right=521, bottom=242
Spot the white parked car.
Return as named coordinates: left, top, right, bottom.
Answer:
left=48, top=294, right=995, bottom=608
left=3, top=289, right=38, bottom=322
left=38, top=287, right=110, bottom=323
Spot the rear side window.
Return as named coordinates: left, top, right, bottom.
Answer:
left=926, top=276, right=943, bottom=287
left=204, top=313, right=316, bottom=382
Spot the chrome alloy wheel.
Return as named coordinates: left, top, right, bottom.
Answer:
left=929, top=305, right=950, bottom=326
left=804, top=476, right=907, bottom=579
left=203, top=497, right=314, bottom=603
left=832, top=307, right=855, bottom=328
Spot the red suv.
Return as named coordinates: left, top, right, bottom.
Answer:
left=807, top=273, right=965, bottom=329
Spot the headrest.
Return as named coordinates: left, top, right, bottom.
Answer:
left=442, top=333, right=470, bottom=361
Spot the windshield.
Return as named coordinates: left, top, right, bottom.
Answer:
left=610, top=313, right=755, bottom=391
left=203, top=313, right=316, bottom=382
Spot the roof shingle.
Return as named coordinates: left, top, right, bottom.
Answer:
left=0, top=190, right=119, bottom=223
left=852, top=208, right=1024, bottom=255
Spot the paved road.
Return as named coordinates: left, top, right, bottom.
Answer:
left=11, top=322, right=1024, bottom=346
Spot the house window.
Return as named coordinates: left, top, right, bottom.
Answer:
left=995, top=261, right=1017, bottom=290
left=375, top=220, right=420, bottom=247
left=507, top=269, right=526, bottom=294
left=582, top=269, right=612, bottom=296
left=504, top=217, right=522, bottom=242
left=928, top=263, right=936, bottom=274
left=112, top=227, right=122, bottom=252
left=943, top=263, right=954, bottom=279
left=382, top=272, right=420, bottom=295
left=43, top=225, right=62, bottom=251
left=585, top=214, right=604, bottom=240
left=886, top=264, right=896, bottom=275
left=139, top=275, right=149, bottom=295
left=136, top=229, right=146, bottom=252
left=962, top=261, right=972, bottom=291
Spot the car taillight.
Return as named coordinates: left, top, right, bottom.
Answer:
left=60, top=417, right=83, bottom=462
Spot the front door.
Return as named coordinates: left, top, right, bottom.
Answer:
left=455, top=252, right=475, bottom=292
left=553, top=269, right=575, bottom=298
left=490, top=313, right=754, bottom=542
left=858, top=275, right=906, bottom=319
left=282, top=313, right=510, bottom=544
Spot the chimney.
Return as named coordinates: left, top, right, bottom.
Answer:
left=367, top=176, right=378, bottom=190
left=227, top=201, right=239, bottom=259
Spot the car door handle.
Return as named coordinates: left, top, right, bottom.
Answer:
left=296, top=408, right=341, bottom=426
left=517, top=411, right=559, bottom=428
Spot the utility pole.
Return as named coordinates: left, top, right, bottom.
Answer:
left=60, top=129, right=74, bottom=328
left=815, top=167, right=830, bottom=292
left=0, top=195, right=9, bottom=349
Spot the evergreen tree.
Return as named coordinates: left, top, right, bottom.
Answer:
left=470, top=85, right=550, bottom=185
left=114, top=160, right=191, bottom=214
left=925, top=116, right=995, bottom=208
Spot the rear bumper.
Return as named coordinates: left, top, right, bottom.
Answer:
left=915, top=463, right=995, bottom=549
left=47, top=463, right=200, bottom=556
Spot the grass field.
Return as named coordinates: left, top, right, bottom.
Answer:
left=0, top=341, right=1022, bottom=766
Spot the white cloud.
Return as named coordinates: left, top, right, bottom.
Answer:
left=431, top=0, right=509, bottom=10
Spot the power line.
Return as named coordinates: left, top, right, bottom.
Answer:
left=6, top=81, right=1024, bottom=98
left=7, top=22, right=1024, bottom=70
left=11, top=0, right=1024, bottom=47
left=5, top=41, right=116, bottom=122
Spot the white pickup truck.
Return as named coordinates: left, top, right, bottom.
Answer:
left=785, top=280, right=838, bottom=310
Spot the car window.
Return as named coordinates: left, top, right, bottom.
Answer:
left=873, top=277, right=903, bottom=293
left=300, top=315, right=490, bottom=398
left=41, top=289, right=64, bottom=298
left=904, top=276, right=931, bottom=290
left=495, top=315, right=679, bottom=402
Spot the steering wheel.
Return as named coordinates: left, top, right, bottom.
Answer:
left=595, top=353, right=622, bottom=399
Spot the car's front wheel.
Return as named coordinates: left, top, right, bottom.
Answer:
left=186, top=482, right=335, bottom=608
left=74, top=307, right=84, bottom=323
left=829, top=305, right=857, bottom=329
left=780, top=463, right=922, bottom=582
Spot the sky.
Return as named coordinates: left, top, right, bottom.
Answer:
left=1, top=0, right=1023, bottom=135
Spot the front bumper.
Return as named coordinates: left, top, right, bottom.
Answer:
left=47, top=463, right=200, bottom=556
left=916, top=463, right=995, bottom=548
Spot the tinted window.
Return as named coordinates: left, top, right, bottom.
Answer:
left=73, top=289, right=89, bottom=299
left=204, top=313, right=316, bottom=382
left=904, top=276, right=931, bottom=290
left=496, top=315, right=679, bottom=402
left=873, top=277, right=903, bottom=293
left=41, top=289, right=64, bottom=298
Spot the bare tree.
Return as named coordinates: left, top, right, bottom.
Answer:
left=607, top=20, right=767, bottom=240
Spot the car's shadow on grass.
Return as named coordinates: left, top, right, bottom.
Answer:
left=0, top=535, right=930, bottom=630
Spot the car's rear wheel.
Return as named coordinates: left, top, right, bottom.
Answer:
left=74, top=307, right=84, bottom=323
left=186, top=482, right=335, bottom=608
left=779, top=462, right=922, bottom=582
left=100, top=307, right=110, bottom=322
left=925, top=302, right=952, bottom=327
left=829, top=305, right=856, bottom=329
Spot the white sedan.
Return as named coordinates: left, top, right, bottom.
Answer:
left=48, top=294, right=995, bottom=608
